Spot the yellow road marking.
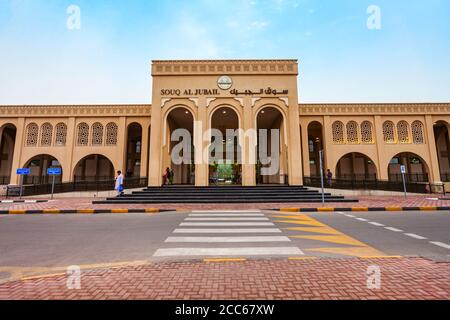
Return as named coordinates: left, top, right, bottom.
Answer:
left=386, top=207, right=403, bottom=211
left=274, top=219, right=324, bottom=227
left=285, top=226, right=341, bottom=235
left=290, top=234, right=370, bottom=247
left=280, top=208, right=300, bottom=212
left=111, top=209, right=129, bottom=214
left=9, top=210, right=26, bottom=215
left=305, top=246, right=385, bottom=258
left=145, top=208, right=159, bottom=213
left=420, top=207, right=437, bottom=211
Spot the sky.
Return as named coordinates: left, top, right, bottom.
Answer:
left=0, top=0, right=449, bottom=104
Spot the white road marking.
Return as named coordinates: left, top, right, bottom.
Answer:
left=405, top=233, right=428, bottom=240
left=153, top=247, right=304, bottom=257
left=345, top=214, right=356, bottom=218
left=356, top=218, right=368, bottom=222
left=0, top=200, right=13, bottom=203
left=180, top=222, right=275, bottom=227
left=185, top=217, right=269, bottom=221
left=165, top=236, right=291, bottom=243
left=369, top=222, right=385, bottom=227
left=429, top=242, right=450, bottom=250
left=384, top=227, right=403, bottom=232
left=189, top=213, right=265, bottom=217
left=173, top=228, right=282, bottom=234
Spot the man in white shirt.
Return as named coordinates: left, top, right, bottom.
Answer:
left=115, top=171, right=124, bottom=196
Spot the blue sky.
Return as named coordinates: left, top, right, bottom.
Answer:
left=0, top=0, right=449, bottom=104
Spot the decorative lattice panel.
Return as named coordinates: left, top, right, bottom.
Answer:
left=77, top=122, right=89, bottom=146
left=55, top=123, right=67, bottom=146
left=332, top=121, right=345, bottom=144
left=346, top=121, right=359, bottom=144
left=383, top=121, right=395, bottom=143
left=106, top=122, right=118, bottom=146
left=40, top=123, right=53, bottom=146
left=397, top=121, right=410, bottom=143
left=361, top=121, right=374, bottom=144
left=412, top=121, right=424, bottom=144
left=92, top=122, right=104, bottom=146
left=26, top=123, right=39, bottom=146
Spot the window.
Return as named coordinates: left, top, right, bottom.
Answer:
left=383, top=121, right=395, bottom=143
left=77, top=122, right=89, bottom=146
left=40, top=123, right=53, bottom=146
left=55, top=123, right=67, bottom=146
left=361, top=121, right=374, bottom=144
left=346, top=121, right=359, bottom=144
left=92, top=122, right=104, bottom=146
left=397, top=121, right=410, bottom=143
left=26, top=123, right=39, bottom=146
left=332, top=121, right=345, bottom=144
left=106, top=122, right=118, bottom=146
left=411, top=121, right=424, bottom=144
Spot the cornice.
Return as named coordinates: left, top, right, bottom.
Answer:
left=152, top=59, right=298, bottom=76
left=0, top=104, right=152, bottom=118
left=299, top=103, right=450, bottom=115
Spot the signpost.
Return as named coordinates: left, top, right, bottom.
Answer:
left=47, top=167, right=62, bottom=200
left=16, top=168, right=30, bottom=199
left=400, top=165, right=407, bottom=198
left=319, top=150, right=325, bottom=205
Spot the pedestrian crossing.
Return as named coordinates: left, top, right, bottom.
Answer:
left=153, top=210, right=304, bottom=259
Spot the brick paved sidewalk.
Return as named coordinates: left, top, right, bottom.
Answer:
left=0, top=195, right=450, bottom=211
left=0, top=258, right=448, bottom=300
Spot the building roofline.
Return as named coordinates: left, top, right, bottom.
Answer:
left=152, top=59, right=298, bottom=64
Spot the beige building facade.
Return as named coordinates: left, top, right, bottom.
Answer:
left=1, top=59, right=450, bottom=188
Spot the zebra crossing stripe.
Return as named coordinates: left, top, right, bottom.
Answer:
left=185, top=217, right=269, bottom=221
left=165, top=236, right=291, bottom=243
left=173, top=228, right=282, bottom=234
left=180, top=222, right=275, bottom=227
left=189, top=213, right=265, bottom=217
left=153, top=247, right=304, bottom=257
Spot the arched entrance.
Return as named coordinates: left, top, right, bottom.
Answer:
left=210, top=106, right=241, bottom=185
left=256, top=107, right=287, bottom=185
left=434, top=121, right=450, bottom=181
left=126, top=123, right=142, bottom=178
left=0, top=124, right=16, bottom=184
left=166, top=107, right=194, bottom=185
left=307, top=121, right=324, bottom=177
left=73, top=155, right=114, bottom=181
left=336, top=153, right=377, bottom=181
left=388, top=153, right=430, bottom=182
left=23, top=154, right=62, bottom=185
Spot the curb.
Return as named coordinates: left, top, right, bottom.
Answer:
left=0, top=200, right=48, bottom=204
left=0, top=208, right=175, bottom=215
left=274, top=206, right=450, bottom=213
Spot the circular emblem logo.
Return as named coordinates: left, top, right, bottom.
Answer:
left=217, top=75, right=233, bottom=90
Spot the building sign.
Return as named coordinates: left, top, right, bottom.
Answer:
left=47, top=167, right=62, bottom=175
left=217, top=75, right=233, bottom=90
left=160, top=87, right=289, bottom=97
left=16, top=168, right=30, bottom=175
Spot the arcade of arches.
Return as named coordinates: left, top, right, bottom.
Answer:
left=0, top=60, right=449, bottom=188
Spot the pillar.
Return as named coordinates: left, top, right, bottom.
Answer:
left=287, top=102, right=303, bottom=186
left=194, top=97, right=209, bottom=186
left=242, top=97, right=256, bottom=186
left=322, top=116, right=333, bottom=175
left=425, top=115, right=441, bottom=182
left=374, top=116, right=387, bottom=180
left=140, top=122, right=150, bottom=179
left=300, top=123, right=310, bottom=178
left=9, top=118, right=25, bottom=185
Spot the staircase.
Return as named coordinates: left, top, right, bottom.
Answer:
left=93, top=185, right=357, bottom=204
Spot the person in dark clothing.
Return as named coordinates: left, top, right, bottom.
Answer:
left=326, top=169, right=333, bottom=187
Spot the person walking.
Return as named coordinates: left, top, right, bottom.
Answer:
left=169, top=169, right=174, bottom=185
left=326, top=169, right=333, bottom=188
left=115, top=170, right=124, bottom=196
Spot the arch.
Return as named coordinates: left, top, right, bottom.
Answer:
left=0, top=123, right=17, bottom=183
left=255, top=106, right=287, bottom=184
left=254, top=104, right=288, bottom=146
left=77, top=122, right=89, bottom=146
left=73, top=154, right=115, bottom=181
left=125, top=122, right=143, bottom=177
left=388, top=152, right=430, bottom=182
left=360, top=121, right=374, bottom=144
left=411, top=121, right=424, bottom=144
left=433, top=121, right=450, bottom=181
left=91, top=122, right=104, bottom=146
left=164, top=107, right=195, bottom=185
left=307, top=121, right=324, bottom=177
left=106, top=122, right=118, bottom=146
left=346, top=121, right=359, bottom=144
left=55, top=123, right=67, bottom=146
left=335, top=152, right=377, bottom=181
left=22, top=154, right=62, bottom=185
left=382, top=121, right=395, bottom=143
left=26, top=123, right=39, bottom=146
left=397, top=121, right=410, bottom=143
left=162, top=104, right=196, bottom=148
left=40, top=122, right=53, bottom=146
left=332, top=121, right=345, bottom=144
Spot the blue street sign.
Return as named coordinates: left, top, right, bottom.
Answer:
left=16, top=168, right=30, bottom=175
left=47, top=167, right=62, bottom=175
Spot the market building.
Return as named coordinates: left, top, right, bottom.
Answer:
left=1, top=59, right=450, bottom=188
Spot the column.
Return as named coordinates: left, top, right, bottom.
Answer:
left=300, top=122, right=310, bottom=178
left=194, top=97, right=209, bottom=186
left=322, top=116, right=333, bottom=175
left=373, top=116, right=387, bottom=180
left=140, top=121, right=150, bottom=179
left=287, top=102, right=303, bottom=186
left=424, top=115, right=441, bottom=182
left=63, top=117, right=76, bottom=182
left=117, top=117, right=127, bottom=174
left=242, top=97, right=256, bottom=186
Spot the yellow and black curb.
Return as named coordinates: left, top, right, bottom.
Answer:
left=274, top=206, right=450, bottom=213
left=0, top=208, right=174, bottom=215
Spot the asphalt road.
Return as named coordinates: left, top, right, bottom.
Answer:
left=0, top=210, right=448, bottom=271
